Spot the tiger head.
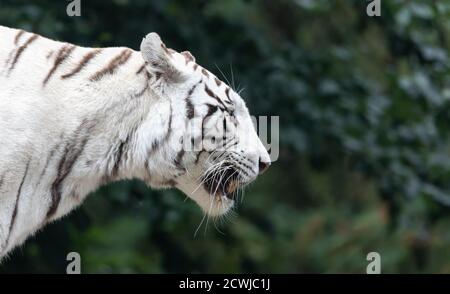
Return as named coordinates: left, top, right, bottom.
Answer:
left=139, top=33, right=271, bottom=216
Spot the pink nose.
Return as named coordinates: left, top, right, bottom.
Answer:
left=258, top=159, right=271, bottom=175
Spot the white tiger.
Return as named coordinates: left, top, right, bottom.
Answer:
left=0, top=25, right=271, bottom=259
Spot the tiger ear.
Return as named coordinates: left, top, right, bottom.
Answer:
left=140, top=33, right=186, bottom=83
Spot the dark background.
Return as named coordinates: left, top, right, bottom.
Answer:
left=1, top=0, right=450, bottom=273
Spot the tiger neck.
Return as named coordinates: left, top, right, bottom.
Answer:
left=72, top=63, right=176, bottom=191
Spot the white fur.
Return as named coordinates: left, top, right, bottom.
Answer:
left=0, top=26, right=270, bottom=258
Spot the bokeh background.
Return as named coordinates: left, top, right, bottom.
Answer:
left=1, top=0, right=450, bottom=273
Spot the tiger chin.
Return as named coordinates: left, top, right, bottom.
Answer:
left=0, top=25, right=271, bottom=258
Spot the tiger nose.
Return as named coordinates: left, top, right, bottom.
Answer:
left=258, top=158, right=271, bottom=175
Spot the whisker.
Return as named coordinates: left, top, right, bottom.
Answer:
left=230, top=63, right=236, bottom=91
left=212, top=214, right=226, bottom=235
left=204, top=194, right=216, bottom=235
left=237, top=86, right=246, bottom=96
left=190, top=159, right=228, bottom=195
left=214, top=63, right=232, bottom=88
left=194, top=210, right=207, bottom=237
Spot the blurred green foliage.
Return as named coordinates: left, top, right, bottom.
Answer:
left=1, top=0, right=450, bottom=273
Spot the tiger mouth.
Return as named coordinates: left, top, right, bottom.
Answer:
left=203, top=167, right=240, bottom=200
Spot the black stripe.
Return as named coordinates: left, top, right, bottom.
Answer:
left=199, top=104, right=210, bottom=155
left=43, top=44, right=76, bottom=85
left=201, top=68, right=210, bottom=78
left=161, top=179, right=177, bottom=187
left=61, top=48, right=102, bottom=79
left=146, top=102, right=173, bottom=160
left=205, top=104, right=218, bottom=118
left=154, top=72, right=162, bottom=80
left=204, top=84, right=227, bottom=109
left=185, top=99, right=195, bottom=120
left=147, top=140, right=160, bottom=157
left=136, top=64, right=146, bottom=75
left=48, top=145, right=70, bottom=218
left=174, top=149, right=185, bottom=170
left=199, top=104, right=218, bottom=156
left=195, top=150, right=204, bottom=164
left=36, top=139, right=63, bottom=187
left=46, top=50, right=54, bottom=60
left=135, top=84, right=148, bottom=97
left=223, top=117, right=227, bottom=137
left=134, top=71, right=150, bottom=97
left=4, top=160, right=30, bottom=248
left=225, top=87, right=231, bottom=100
left=186, top=99, right=195, bottom=120
left=8, top=34, right=38, bottom=74
left=111, top=135, right=130, bottom=178
left=165, top=103, right=173, bottom=142
left=89, top=49, right=132, bottom=81
left=14, top=30, right=25, bottom=45
left=185, top=81, right=200, bottom=120
left=144, top=157, right=152, bottom=179
left=46, top=120, right=94, bottom=219
left=201, top=104, right=218, bottom=142
left=224, top=87, right=234, bottom=106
